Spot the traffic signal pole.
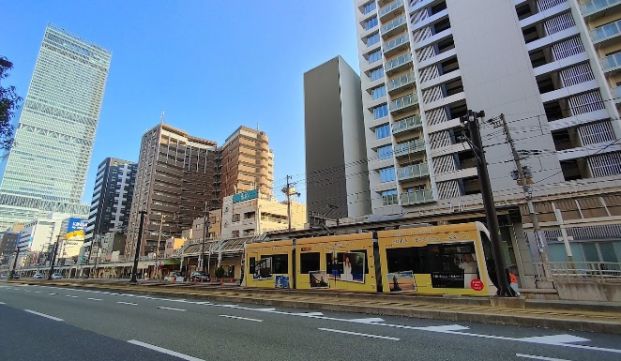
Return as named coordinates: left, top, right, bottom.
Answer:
left=461, top=110, right=514, bottom=297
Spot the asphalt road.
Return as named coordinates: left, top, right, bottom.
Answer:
left=1, top=283, right=621, bottom=361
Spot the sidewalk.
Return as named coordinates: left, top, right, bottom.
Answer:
left=9, top=279, right=621, bottom=334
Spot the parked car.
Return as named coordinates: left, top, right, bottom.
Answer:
left=190, top=271, right=210, bottom=283
left=11, top=272, right=20, bottom=280
left=33, top=272, right=44, bottom=280
left=51, top=273, right=63, bottom=280
left=164, top=271, right=184, bottom=283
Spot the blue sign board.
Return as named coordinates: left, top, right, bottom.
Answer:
left=232, top=189, right=258, bottom=203
left=67, top=217, right=87, bottom=232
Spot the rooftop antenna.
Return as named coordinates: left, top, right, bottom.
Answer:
left=160, top=111, right=165, bottom=125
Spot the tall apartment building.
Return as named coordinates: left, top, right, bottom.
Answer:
left=304, top=56, right=372, bottom=222
left=0, top=25, right=111, bottom=231
left=219, top=126, right=274, bottom=198
left=85, top=158, right=137, bottom=242
left=126, top=124, right=219, bottom=257
left=354, top=0, right=621, bottom=216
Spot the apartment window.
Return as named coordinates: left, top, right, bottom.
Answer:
left=365, top=32, right=380, bottom=46
left=366, top=49, right=382, bottom=64
left=232, top=214, right=240, bottom=222
left=371, top=85, right=386, bottom=100
left=232, top=230, right=240, bottom=238
left=363, top=16, right=378, bottom=30
left=361, top=1, right=376, bottom=15
left=377, top=144, right=393, bottom=160
left=381, top=189, right=398, bottom=206
left=368, top=66, right=384, bottom=81
left=379, top=167, right=396, bottom=183
left=373, top=104, right=388, bottom=119
left=375, top=124, right=390, bottom=139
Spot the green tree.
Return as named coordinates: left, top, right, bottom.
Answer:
left=0, top=57, right=22, bottom=151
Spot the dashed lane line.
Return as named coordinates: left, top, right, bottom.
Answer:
left=116, top=301, right=138, bottom=306
left=127, top=340, right=204, bottom=361
left=318, top=328, right=399, bottom=341
left=157, top=306, right=186, bottom=312
left=516, top=353, right=573, bottom=361
left=24, top=309, right=63, bottom=322
left=87, top=297, right=103, bottom=301
left=218, top=314, right=263, bottom=322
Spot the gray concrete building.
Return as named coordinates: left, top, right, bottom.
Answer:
left=85, top=158, right=137, bottom=242
left=304, top=56, right=372, bottom=223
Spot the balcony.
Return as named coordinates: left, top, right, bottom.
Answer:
left=382, top=194, right=399, bottom=206
left=390, top=93, right=418, bottom=112
left=385, top=53, right=412, bottom=74
left=400, top=189, right=434, bottom=206
left=387, top=71, right=415, bottom=93
left=381, top=16, right=407, bottom=37
left=379, top=0, right=403, bottom=19
left=394, top=138, right=426, bottom=157
left=392, top=115, right=422, bottom=134
left=601, top=52, right=621, bottom=73
left=398, top=163, right=429, bottom=181
left=615, top=86, right=621, bottom=103
left=383, top=34, right=410, bottom=55
left=591, top=19, right=621, bottom=45
left=581, top=0, right=621, bottom=18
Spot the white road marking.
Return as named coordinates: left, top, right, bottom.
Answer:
left=34, top=291, right=41, bottom=293
left=350, top=317, right=384, bottom=324
left=87, top=297, right=103, bottom=301
left=292, top=311, right=323, bottom=316
left=520, top=335, right=590, bottom=345
left=116, top=301, right=138, bottom=306
left=24, top=309, right=63, bottom=322
left=516, top=353, right=573, bottom=361
left=218, top=314, right=263, bottom=322
left=48, top=293, right=56, bottom=295
left=255, top=307, right=276, bottom=311
left=65, top=294, right=78, bottom=298
left=158, top=306, right=186, bottom=312
left=417, top=324, right=470, bottom=332
left=318, top=328, right=399, bottom=341
left=0, top=301, right=5, bottom=305
left=127, top=340, right=205, bottom=361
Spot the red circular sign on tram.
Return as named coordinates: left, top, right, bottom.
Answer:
left=470, top=279, right=484, bottom=291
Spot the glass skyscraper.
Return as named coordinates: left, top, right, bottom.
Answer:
left=0, top=25, right=111, bottom=232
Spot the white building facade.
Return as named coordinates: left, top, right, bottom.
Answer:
left=354, top=0, right=621, bottom=216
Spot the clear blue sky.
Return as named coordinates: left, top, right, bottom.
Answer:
left=1, top=0, right=360, bottom=204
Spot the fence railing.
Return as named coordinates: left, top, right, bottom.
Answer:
left=535, top=261, right=621, bottom=280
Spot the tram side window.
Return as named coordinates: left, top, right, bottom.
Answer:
left=249, top=257, right=256, bottom=275
left=265, top=254, right=289, bottom=274
left=386, top=243, right=478, bottom=288
left=326, top=251, right=369, bottom=281
left=300, top=252, right=320, bottom=273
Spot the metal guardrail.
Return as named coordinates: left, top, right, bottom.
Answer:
left=536, top=261, right=621, bottom=280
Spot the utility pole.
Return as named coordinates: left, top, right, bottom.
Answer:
left=9, top=246, right=20, bottom=280
left=48, top=234, right=61, bottom=280
left=130, top=210, right=147, bottom=284
left=460, top=110, right=513, bottom=297
left=493, top=114, right=550, bottom=279
left=282, top=175, right=300, bottom=232
left=199, top=201, right=210, bottom=273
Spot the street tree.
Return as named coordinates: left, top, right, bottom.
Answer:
left=0, top=56, right=22, bottom=151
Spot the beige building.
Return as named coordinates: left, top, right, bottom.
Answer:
left=220, top=126, right=274, bottom=198
left=220, top=190, right=306, bottom=239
